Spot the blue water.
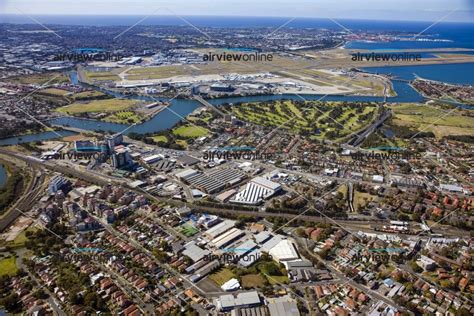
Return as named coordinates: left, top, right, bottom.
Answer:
left=363, top=63, right=474, bottom=85
left=0, top=165, right=7, bottom=188
left=1, top=15, right=473, bottom=49
left=0, top=16, right=473, bottom=143
left=14, top=62, right=472, bottom=139
left=50, top=98, right=200, bottom=134
left=0, top=130, right=77, bottom=146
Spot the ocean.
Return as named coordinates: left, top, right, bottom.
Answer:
left=0, top=15, right=472, bottom=144
left=1, top=14, right=473, bottom=49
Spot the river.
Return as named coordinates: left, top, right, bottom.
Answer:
left=1, top=62, right=473, bottom=146
left=0, top=164, right=6, bottom=188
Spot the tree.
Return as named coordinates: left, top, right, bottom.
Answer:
left=294, top=227, right=305, bottom=237
left=456, top=307, right=471, bottom=316
left=409, top=260, right=422, bottom=273
left=0, top=293, right=21, bottom=313
left=319, top=248, right=330, bottom=260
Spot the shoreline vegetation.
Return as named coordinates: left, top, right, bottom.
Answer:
left=0, top=160, right=24, bottom=216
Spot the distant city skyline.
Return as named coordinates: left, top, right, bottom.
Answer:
left=1, top=0, right=473, bottom=23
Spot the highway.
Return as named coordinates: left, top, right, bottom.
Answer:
left=347, top=107, right=392, bottom=147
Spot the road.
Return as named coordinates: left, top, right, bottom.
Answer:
left=79, top=206, right=209, bottom=298
left=295, top=238, right=410, bottom=314
left=97, top=264, right=154, bottom=314
left=347, top=107, right=392, bottom=147
left=0, top=149, right=464, bottom=238
left=15, top=249, right=67, bottom=316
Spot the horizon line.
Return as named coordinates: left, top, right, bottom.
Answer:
left=0, top=13, right=473, bottom=25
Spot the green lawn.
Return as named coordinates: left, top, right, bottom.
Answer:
left=267, top=275, right=289, bottom=285
left=38, top=88, right=71, bottom=96
left=150, top=135, right=168, bottom=143
left=0, top=257, right=19, bottom=277
left=73, top=90, right=107, bottom=100
left=12, top=229, right=31, bottom=246
left=353, top=191, right=378, bottom=212
left=56, top=99, right=139, bottom=114
left=172, top=125, right=209, bottom=138
left=229, top=100, right=377, bottom=141
left=393, top=103, right=474, bottom=137
left=175, top=139, right=188, bottom=148
left=208, top=268, right=236, bottom=286
left=179, top=223, right=199, bottom=237
left=104, top=111, right=142, bottom=124
left=5, top=72, right=69, bottom=85
left=84, top=71, right=120, bottom=82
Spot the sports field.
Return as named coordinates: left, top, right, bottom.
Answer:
left=179, top=222, right=199, bottom=237
left=172, top=125, right=209, bottom=138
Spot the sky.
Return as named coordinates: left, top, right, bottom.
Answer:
left=1, top=0, right=473, bottom=22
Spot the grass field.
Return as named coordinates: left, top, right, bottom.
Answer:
left=73, top=90, right=108, bottom=100
left=104, top=111, right=142, bottom=124
left=179, top=223, right=199, bottom=237
left=266, top=275, right=289, bottom=285
left=228, top=100, right=377, bottom=141
left=10, top=226, right=38, bottom=247
left=84, top=70, right=120, bottom=82
left=56, top=99, right=139, bottom=114
left=175, top=139, right=188, bottom=148
left=150, top=135, right=168, bottom=143
left=337, top=184, right=347, bottom=200
left=241, top=274, right=266, bottom=288
left=172, top=125, right=209, bottom=138
left=354, top=191, right=378, bottom=212
left=393, top=103, right=474, bottom=137
left=208, top=268, right=236, bottom=286
left=38, top=88, right=71, bottom=96
left=0, top=257, right=18, bottom=277
left=6, top=72, right=69, bottom=85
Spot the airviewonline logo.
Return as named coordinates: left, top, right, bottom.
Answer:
left=53, top=48, right=122, bottom=62
left=351, top=52, right=422, bottom=62
left=203, top=146, right=273, bottom=161
left=46, top=147, right=107, bottom=160
left=203, top=248, right=266, bottom=262
left=350, top=147, right=422, bottom=161
left=203, top=51, right=273, bottom=62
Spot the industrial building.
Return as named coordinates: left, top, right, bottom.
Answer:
left=182, top=168, right=246, bottom=194
left=211, top=228, right=244, bottom=249
left=176, top=169, right=199, bottom=180
left=217, top=291, right=262, bottom=311
left=238, top=248, right=261, bottom=267
left=268, top=240, right=299, bottom=263
left=267, top=295, right=300, bottom=316
left=190, top=260, right=221, bottom=283
left=142, top=154, right=163, bottom=165
left=204, top=220, right=235, bottom=239
left=182, top=242, right=211, bottom=263
left=230, top=176, right=281, bottom=205
left=221, top=278, right=240, bottom=292
left=255, top=231, right=272, bottom=244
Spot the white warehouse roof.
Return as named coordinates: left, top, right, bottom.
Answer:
left=205, top=219, right=235, bottom=239
left=268, top=239, right=299, bottom=262
left=221, top=278, right=240, bottom=291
